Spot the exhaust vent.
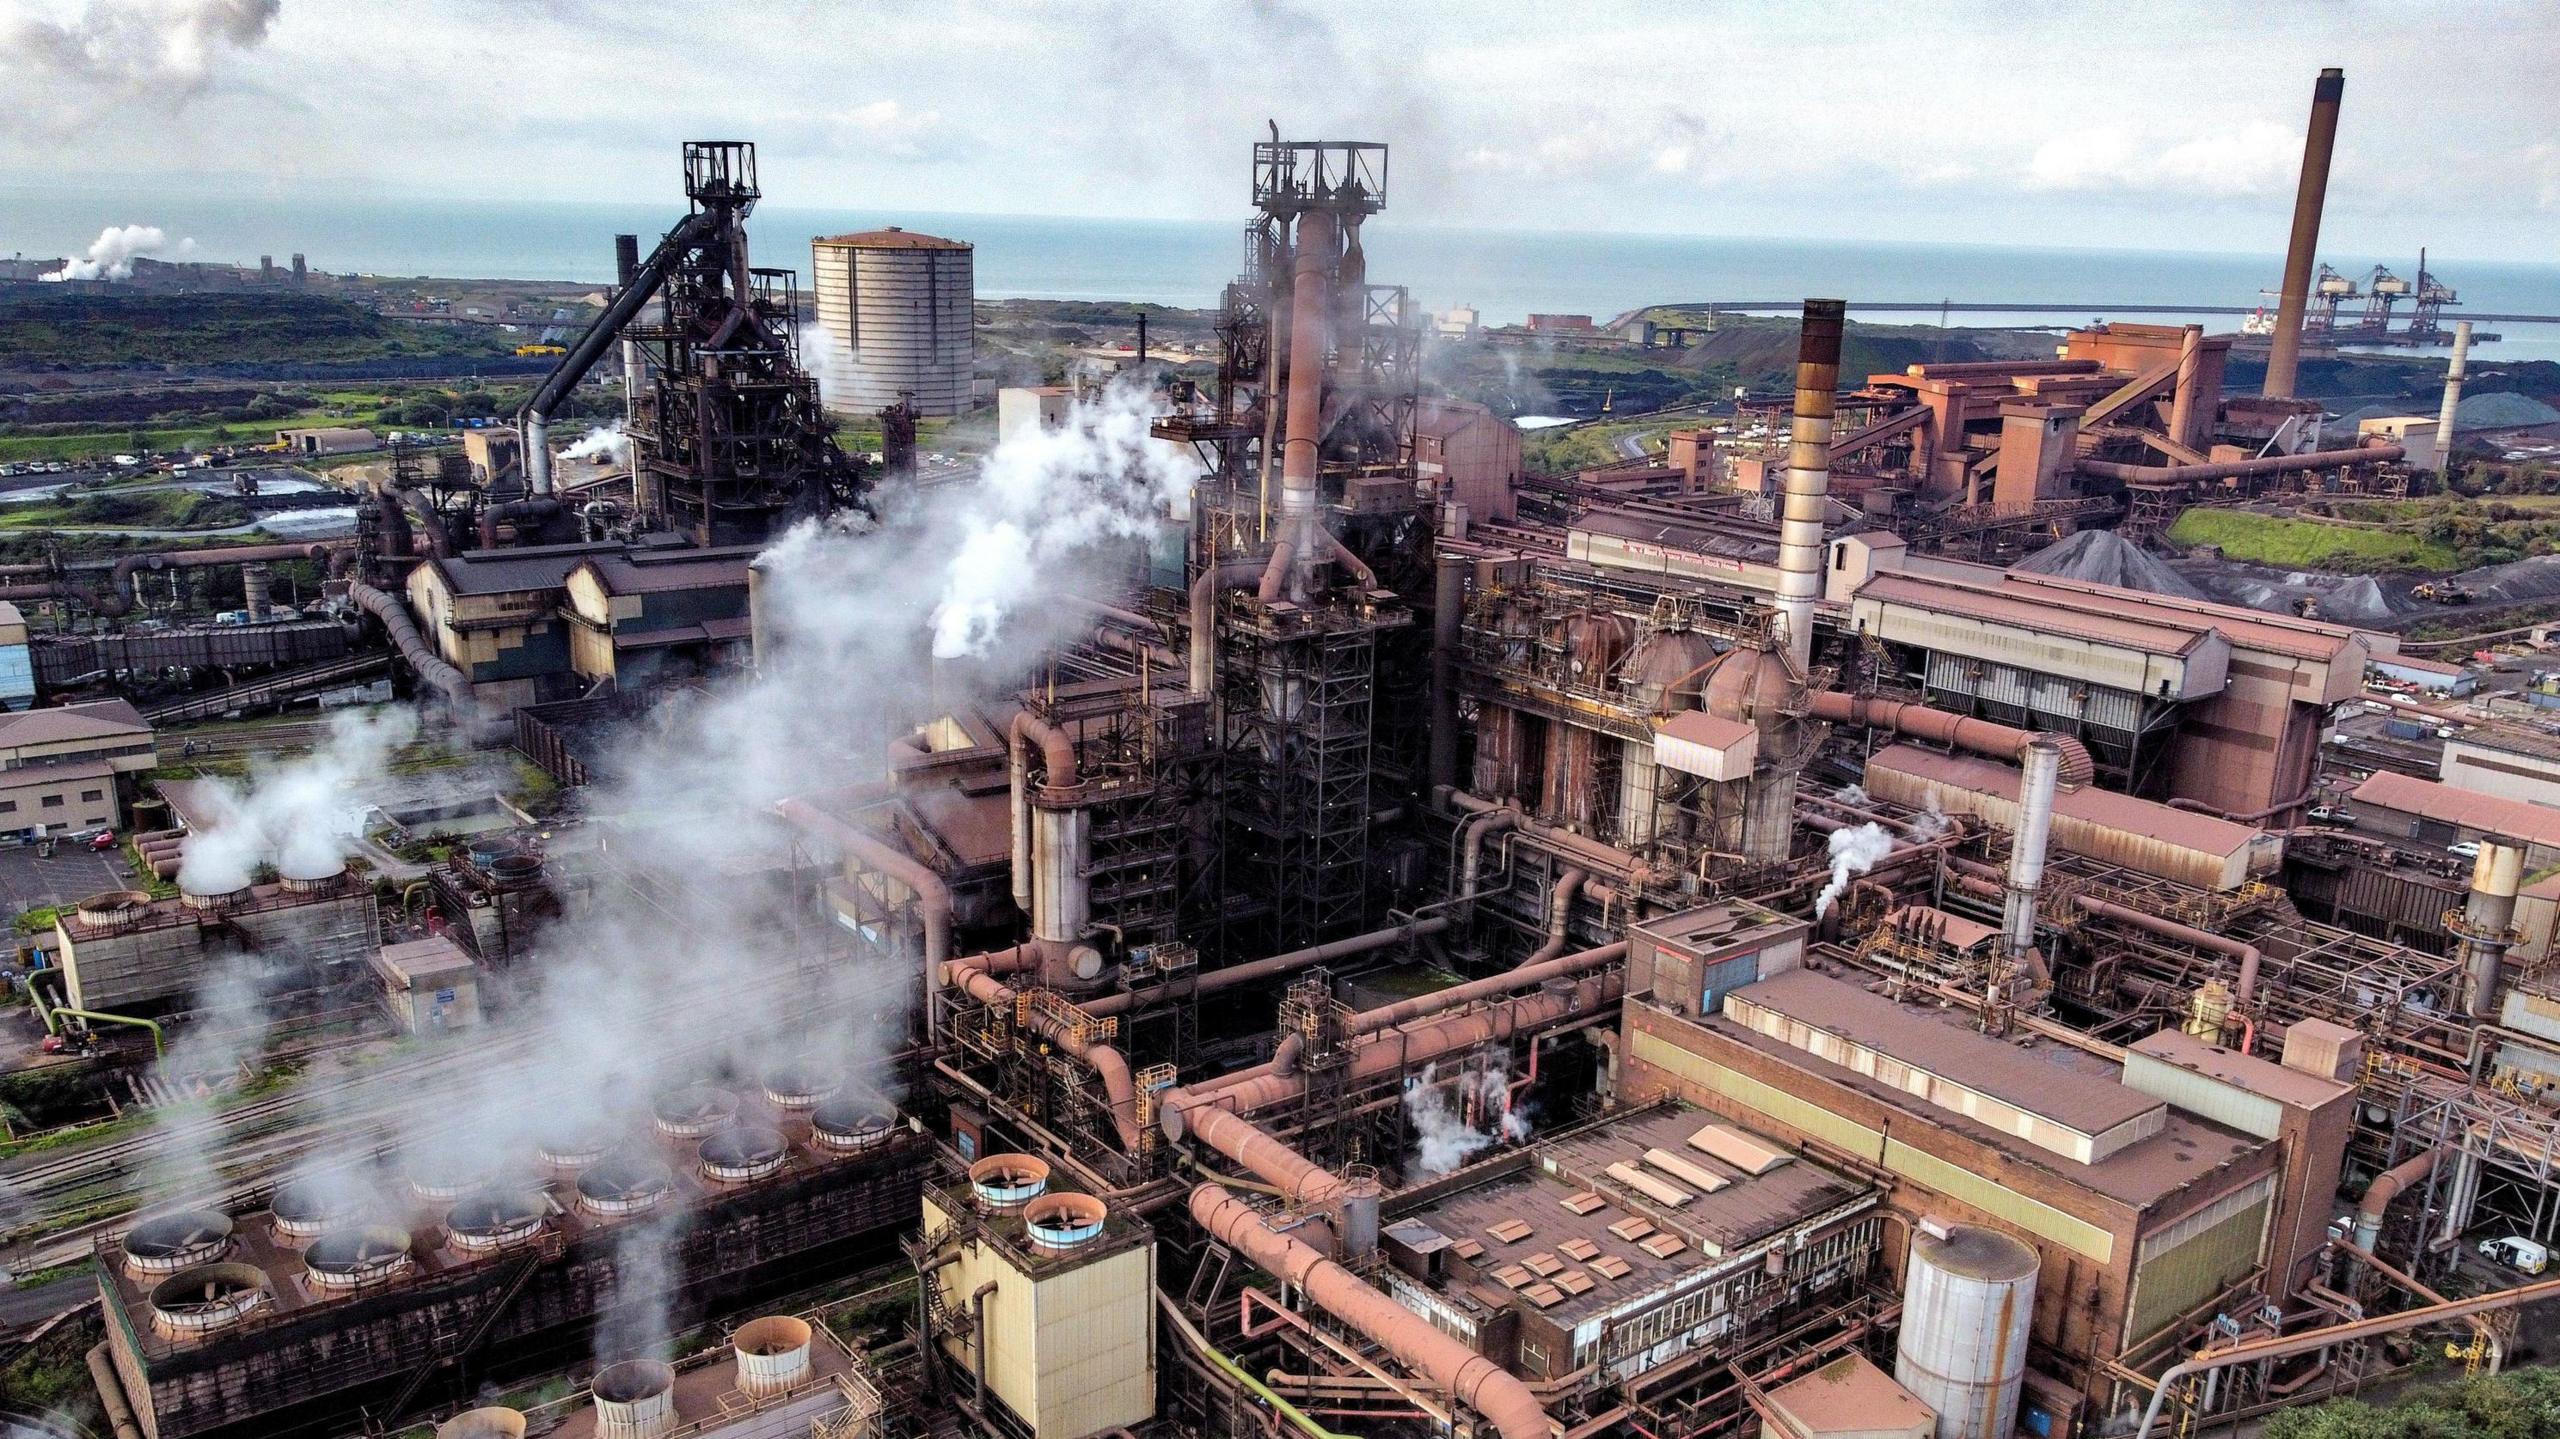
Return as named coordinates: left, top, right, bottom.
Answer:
left=731, top=1315, right=814, bottom=1396
left=968, top=1153, right=1049, bottom=1212
left=1022, top=1192, right=1108, bottom=1252
left=592, top=1359, right=677, bottom=1439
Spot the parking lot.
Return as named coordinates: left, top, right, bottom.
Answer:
left=0, top=842, right=131, bottom=926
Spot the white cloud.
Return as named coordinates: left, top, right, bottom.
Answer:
left=3, top=0, right=278, bottom=129
left=2029, top=120, right=2299, bottom=197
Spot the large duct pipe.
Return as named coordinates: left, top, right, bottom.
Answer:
left=774, top=797, right=952, bottom=1042
left=1191, top=1184, right=1553, bottom=1439
left=522, top=209, right=721, bottom=499
left=2003, top=740, right=2062, bottom=962
left=2168, top=324, right=2207, bottom=451
left=1080, top=918, right=1452, bottom=1020
left=614, top=233, right=644, bottom=435
left=346, top=580, right=475, bottom=715
left=2072, top=891, right=2263, bottom=1011
left=1807, top=692, right=2095, bottom=784
left=1271, top=933, right=1625, bottom=1080
left=1261, top=210, right=1339, bottom=603
left=1776, top=299, right=1846, bottom=673
left=1010, top=712, right=1089, bottom=956
left=2263, top=68, right=2347, bottom=401
left=2079, top=442, right=2401, bottom=486
left=1189, top=557, right=1262, bottom=697
left=2434, top=321, right=2474, bottom=475
left=96, top=542, right=346, bottom=618
left=2462, top=839, right=2524, bottom=1020
left=1429, top=550, right=1467, bottom=795
left=2353, top=1147, right=2440, bottom=1252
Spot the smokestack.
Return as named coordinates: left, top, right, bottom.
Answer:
left=615, top=234, right=645, bottom=440
left=1428, top=551, right=1466, bottom=794
left=2262, top=68, right=2346, bottom=400
left=614, top=234, right=640, bottom=288
left=2434, top=321, right=2473, bottom=475
left=2168, top=324, right=2206, bottom=451
left=2003, top=738, right=2062, bottom=962
left=1775, top=299, right=1846, bottom=673
left=1261, top=210, right=1339, bottom=602
left=2460, top=838, right=2523, bottom=1021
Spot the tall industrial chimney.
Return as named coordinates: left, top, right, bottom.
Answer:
left=2002, top=738, right=2062, bottom=963
left=2262, top=68, right=2346, bottom=400
left=614, top=233, right=645, bottom=434
left=2433, top=321, right=2473, bottom=475
left=1776, top=299, right=1846, bottom=674
left=2459, top=838, right=2523, bottom=1022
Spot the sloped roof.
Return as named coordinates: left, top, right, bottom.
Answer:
left=2351, top=769, right=2560, bottom=846
left=813, top=227, right=970, bottom=251
left=0, top=698, right=150, bottom=748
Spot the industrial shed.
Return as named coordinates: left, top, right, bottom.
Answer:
left=1861, top=742, right=2279, bottom=891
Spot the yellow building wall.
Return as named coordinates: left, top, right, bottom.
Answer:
left=921, top=1193, right=1155, bottom=1438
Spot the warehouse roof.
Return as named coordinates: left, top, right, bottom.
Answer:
left=1733, top=968, right=2164, bottom=1136
left=2350, top=770, right=2560, bottom=847
left=1858, top=572, right=2215, bottom=657
left=813, top=226, right=970, bottom=250
left=1866, top=743, right=2261, bottom=858
left=1767, top=1354, right=1936, bottom=1439
left=572, top=546, right=759, bottom=595
left=0, top=699, right=150, bottom=748
left=1999, top=572, right=2369, bottom=664
left=421, top=542, right=619, bottom=598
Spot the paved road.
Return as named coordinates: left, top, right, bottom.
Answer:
left=0, top=1273, right=94, bottom=1330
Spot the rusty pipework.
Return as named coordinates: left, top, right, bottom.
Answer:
left=1008, top=709, right=1085, bottom=937
left=1775, top=299, right=1845, bottom=673
left=775, top=796, right=953, bottom=1041
left=1081, top=917, right=1453, bottom=1020
left=1806, top=692, right=2094, bottom=784
left=1191, top=1184, right=1554, bottom=1439
left=1261, top=209, right=1339, bottom=604
left=2352, top=1147, right=2442, bottom=1253
left=1189, top=556, right=1263, bottom=697
left=346, top=580, right=475, bottom=716
left=2075, top=891, right=2263, bottom=1012
left=98, top=541, right=348, bottom=618
left=2080, top=442, right=2402, bottom=486
left=2263, top=68, right=2346, bottom=400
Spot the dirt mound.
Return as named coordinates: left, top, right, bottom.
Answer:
left=2455, top=554, right=2560, bottom=607
left=2015, top=530, right=2208, bottom=599
left=2313, top=576, right=2400, bottom=624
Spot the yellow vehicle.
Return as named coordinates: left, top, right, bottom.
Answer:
left=514, top=343, right=567, bottom=357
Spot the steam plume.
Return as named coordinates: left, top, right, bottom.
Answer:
left=561, top=423, right=630, bottom=464
left=42, top=223, right=194, bottom=281
left=177, top=707, right=419, bottom=892
left=1403, top=1053, right=1529, bottom=1177
left=1813, top=821, right=1895, bottom=918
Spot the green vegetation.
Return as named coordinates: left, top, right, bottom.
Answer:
left=0, top=488, right=249, bottom=531
left=2167, top=509, right=2464, bottom=572
left=2264, top=1367, right=2560, bottom=1439
left=0, top=291, right=511, bottom=366
left=0, top=1308, right=103, bottom=1425
left=1523, top=415, right=1701, bottom=475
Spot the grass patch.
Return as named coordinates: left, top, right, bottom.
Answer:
left=0, top=408, right=347, bottom=463
left=2168, top=508, right=2463, bottom=572
left=0, top=488, right=250, bottom=530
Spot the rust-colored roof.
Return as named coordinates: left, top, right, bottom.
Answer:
left=1859, top=572, right=2212, bottom=657
left=2128, top=1030, right=2350, bottom=1112
left=1866, top=743, right=2263, bottom=858
left=813, top=227, right=970, bottom=251
left=0, top=698, right=149, bottom=748
left=2000, top=571, right=2366, bottom=663
left=2351, top=770, right=2560, bottom=847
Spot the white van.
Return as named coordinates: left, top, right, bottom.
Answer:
left=2479, top=1235, right=2549, bottom=1274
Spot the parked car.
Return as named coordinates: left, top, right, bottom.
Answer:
left=2449, top=841, right=2483, bottom=861
left=87, top=829, right=118, bottom=852
left=2309, top=806, right=2354, bottom=826
left=2480, top=1235, right=2549, bottom=1274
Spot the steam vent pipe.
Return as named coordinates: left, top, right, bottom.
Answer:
left=2462, top=839, right=2524, bottom=1019
left=2435, top=321, right=2474, bottom=474
left=1429, top=550, right=1467, bottom=794
left=2003, top=739, right=2062, bottom=960
left=1776, top=299, right=1846, bottom=674
left=2263, top=68, right=2346, bottom=400
left=1191, top=1184, right=1553, bottom=1439
left=1262, top=209, right=1340, bottom=603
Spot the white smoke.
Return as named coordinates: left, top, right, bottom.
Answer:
left=928, top=380, right=1199, bottom=658
left=797, top=321, right=850, bottom=411
left=8, top=0, right=281, bottom=132
left=1833, top=783, right=1871, bottom=807
left=1813, top=821, right=1895, bottom=918
left=1906, top=795, right=1953, bottom=843
left=121, top=376, right=1200, bottom=1367
left=1403, top=1053, right=1529, bottom=1178
left=177, top=707, right=420, bottom=891
left=561, top=422, right=630, bottom=464
left=41, top=223, right=194, bottom=281
left=142, top=952, right=286, bottom=1201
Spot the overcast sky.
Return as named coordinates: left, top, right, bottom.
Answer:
left=5, top=0, right=2555, bottom=260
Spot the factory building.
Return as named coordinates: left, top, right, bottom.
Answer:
left=274, top=427, right=378, bottom=456
left=0, top=601, right=34, bottom=711
left=811, top=227, right=976, bottom=417
left=0, top=698, right=158, bottom=838
left=2437, top=723, right=2560, bottom=808
left=404, top=541, right=753, bottom=709
left=55, top=867, right=376, bottom=1013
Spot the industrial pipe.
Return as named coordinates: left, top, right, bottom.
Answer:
left=1807, top=692, right=2095, bottom=784
left=774, top=796, right=953, bottom=1042
left=1190, top=557, right=1263, bottom=697
left=2164, top=786, right=2316, bottom=824
left=2461, top=840, right=2524, bottom=1020
left=2435, top=321, right=2474, bottom=474
left=1429, top=551, right=1467, bottom=794
left=345, top=580, right=475, bottom=715
left=1192, top=1184, right=1553, bottom=1439
left=2079, top=443, right=2402, bottom=487
left=1457, top=807, right=1520, bottom=902
left=2352, top=1147, right=2442, bottom=1256
left=1262, top=210, right=1339, bottom=603
left=2263, top=69, right=2346, bottom=400
left=2072, top=892, right=2263, bottom=1012
left=2004, top=740, right=2061, bottom=962
left=1080, top=918, right=1454, bottom=1020
left=1526, top=868, right=1588, bottom=967
left=2167, top=324, right=2207, bottom=452
left=522, top=209, right=721, bottom=496
left=88, top=1344, right=146, bottom=1439
left=96, top=542, right=345, bottom=618
left=1775, top=299, right=1845, bottom=673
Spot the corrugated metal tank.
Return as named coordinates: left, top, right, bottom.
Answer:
left=1894, top=1224, right=2037, bottom=1439
left=812, top=230, right=975, bottom=417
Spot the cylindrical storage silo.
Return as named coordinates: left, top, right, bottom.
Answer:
left=810, top=228, right=975, bottom=418
left=591, top=1359, right=676, bottom=1439
left=1895, top=1224, right=2037, bottom=1439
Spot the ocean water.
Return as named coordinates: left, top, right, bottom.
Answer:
left=9, top=182, right=2560, bottom=361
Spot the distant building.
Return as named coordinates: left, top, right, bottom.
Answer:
left=275, top=426, right=376, bottom=456
left=0, top=601, right=33, bottom=712
left=0, top=699, right=158, bottom=839
left=812, top=227, right=975, bottom=418
left=2368, top=653, right=2475, bottom=695
left=1433, top=305, right=1479, bottom=339
left=997, top=386, right=1073, bottom=447
left=1526, top=313, right=1597, bottom=334
left=462, top=428, right=524, bottom=488
left=2352, top=416, right=2440, bottom=472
